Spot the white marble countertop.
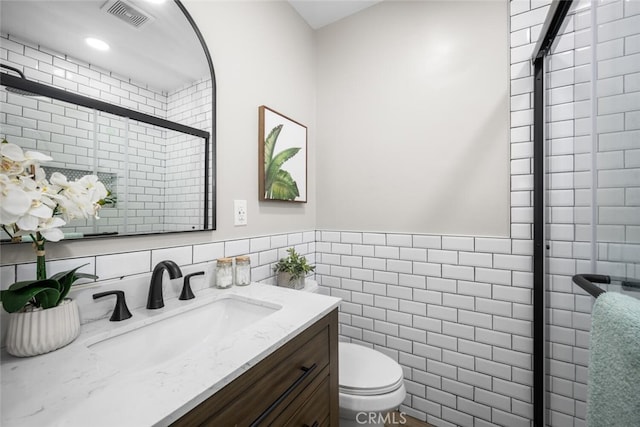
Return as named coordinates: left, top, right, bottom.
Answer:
left=0, top=283, right=341, bottom=427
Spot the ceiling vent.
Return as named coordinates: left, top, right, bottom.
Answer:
left=101, top=0, right=155, bottom=29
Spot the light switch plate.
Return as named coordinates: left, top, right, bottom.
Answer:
left=234, top=200, right=247, bottom=226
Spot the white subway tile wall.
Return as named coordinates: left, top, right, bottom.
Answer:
left=317, top=231, right=534, bottom=427
left=165, top=76, right=213, bottom=231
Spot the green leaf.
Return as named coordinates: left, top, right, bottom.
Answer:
left=1, top=287, right=60, bottom=313
left=265, top=147, right=301, bottom=195
left=8, top=279, right=60, bottom=292
left=1, top=264, right=98, bottom=313
left=48, top=264, right=91, bottom=283
left=50, top=264, right=97, bottom=305
left=269, top=169, right=300, bottom=200
left=34, top=288, right=61, bottom=309
left=74, top=272, right=99, bottom=280
left=264, top=124, right=283, bottom=168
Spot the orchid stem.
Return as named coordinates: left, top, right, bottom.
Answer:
left=31, top=232, right=47, bottom=280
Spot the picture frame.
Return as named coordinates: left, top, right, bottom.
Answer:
left=258, top=105, right=308, bottom=203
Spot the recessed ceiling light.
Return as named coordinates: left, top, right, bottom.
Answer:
left=85, top=37, right=110, bottom=51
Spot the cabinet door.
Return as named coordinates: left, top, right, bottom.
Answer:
left=279, top=375, right=330, bottom=427
left=210, top=326, right=328, bottom=426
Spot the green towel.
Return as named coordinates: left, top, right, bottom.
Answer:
left=587, top=292, right=640, bottom=426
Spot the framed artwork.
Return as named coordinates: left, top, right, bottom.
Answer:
left=258, top=105, right=307, bottom=202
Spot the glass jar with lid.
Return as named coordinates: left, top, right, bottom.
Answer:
left=215, top=258, right=233, bottom=288
left=235, top=256, right=251, bottom=286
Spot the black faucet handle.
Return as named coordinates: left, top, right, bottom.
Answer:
left=180, top=271, right=204, bottom=300
left=93, top=290, right=133, bottom=321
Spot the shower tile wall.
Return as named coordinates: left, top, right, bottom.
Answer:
left=545, top=5, right=593, bottom=425
left=592, top=0, right=640, bottom=277
left=0, top=33, right=211, bottom=234
left=545, top=1, right=640, bottom=426
left=165, top=76, right=213, bottom=231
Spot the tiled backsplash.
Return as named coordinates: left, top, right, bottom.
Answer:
left=0, top=231, right=316, bottom=344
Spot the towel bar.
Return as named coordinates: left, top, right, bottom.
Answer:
left=621, top=278, right=640, bottom=291
left=572, top=274, right=609, bottom=298
left=572, top=274, right=640, bottom=298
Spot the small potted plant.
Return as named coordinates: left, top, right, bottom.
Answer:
left=274, top=247, right=315, bottom=290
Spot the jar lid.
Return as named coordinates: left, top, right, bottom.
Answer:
left=217, top=257, right=232, bottom=264
left=235, top=256, right=250, bottom=262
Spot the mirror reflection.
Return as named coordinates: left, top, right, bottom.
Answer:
left=0, top=0, right=215, bottom=239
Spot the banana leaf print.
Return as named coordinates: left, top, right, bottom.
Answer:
left=264, top=124, right=301, bottom=200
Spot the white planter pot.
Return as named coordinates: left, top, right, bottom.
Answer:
left=5, top=299, right=81, bottom=357
left=276, top=272, right=305, bottom=290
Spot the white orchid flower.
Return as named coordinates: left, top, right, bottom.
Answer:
left=49, top=171, right=68, bottom=187
left=36, top=217, right=66, bottom=242
left=49, top=177, right=89, bottom=220
left=1, top=143, right=27, bottom=162
left=1, top=143, right=27, bottom=176
left=1, top=143, right=53, bottom=177
left=15, top=201, right=55, bottom=232
left=48, top=173, right=107, bottom=220
left=2, top=142, right=107, bottom=245
left=19, top=174, right=57, bottom=210
left=0, top=175, right=31, bottom=224
left=24, top=150, right=53, bottom=164
left=79, top=175, right=108, bottom=204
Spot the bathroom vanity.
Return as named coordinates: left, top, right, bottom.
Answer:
left=173, top=309, right=338, bottom=426
left=0, top=284, right=341, bottom=426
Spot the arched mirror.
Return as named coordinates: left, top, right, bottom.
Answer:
left=0, top=0, right=216, bottom=239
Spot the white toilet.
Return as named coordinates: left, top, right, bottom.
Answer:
left=302, top=281, right=407, bottom=427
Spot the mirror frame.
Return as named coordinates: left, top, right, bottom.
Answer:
left=176, top=0, right=217, bottom=232
left=0, top=0, right=217, bottom=238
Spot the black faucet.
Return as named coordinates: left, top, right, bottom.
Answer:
left=147, top=260, right=183, bottom=309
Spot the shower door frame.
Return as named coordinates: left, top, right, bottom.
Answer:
left=531, top=1, right=574, bottom=426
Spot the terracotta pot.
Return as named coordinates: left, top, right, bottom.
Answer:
left=5, top=299, right=81, bottom=357
left=276, top=272, right=305, bottom=290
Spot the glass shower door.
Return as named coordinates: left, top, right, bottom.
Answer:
left=544, top=0, right=640, bottom=425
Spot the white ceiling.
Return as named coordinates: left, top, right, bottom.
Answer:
left=288, top=0, right=383, bottom=29
left=0, top=0, right=381, bottom=93
left=0, top=0, right=209, bottom=93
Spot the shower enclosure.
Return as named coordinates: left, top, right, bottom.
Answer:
left=534, top=0, right=640, bottom=425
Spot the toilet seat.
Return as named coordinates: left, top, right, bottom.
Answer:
left=339, top=343, right=404, bottom=396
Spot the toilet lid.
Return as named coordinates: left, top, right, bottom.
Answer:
left=339, top=343, right=404, bottom=396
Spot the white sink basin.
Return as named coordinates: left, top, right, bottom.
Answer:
left=87, top=295, right=281, bottom=373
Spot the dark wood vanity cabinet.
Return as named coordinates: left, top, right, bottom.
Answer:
left=171, top=309, right=339, bottom=427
